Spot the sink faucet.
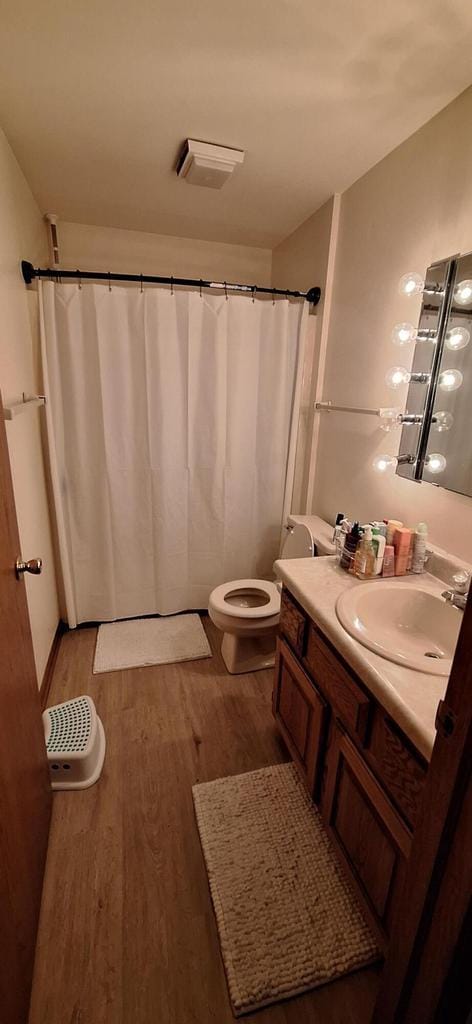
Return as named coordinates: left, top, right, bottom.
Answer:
left=442, top=571, right=471, bottom=611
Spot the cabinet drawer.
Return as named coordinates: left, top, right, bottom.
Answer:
left=305, top=624, right=371, bottom=743
left=366, top=709, right=427, bottom=829
left=273, top=638, right=327, bottom=798
left=279, top=587, right=307, bottom=658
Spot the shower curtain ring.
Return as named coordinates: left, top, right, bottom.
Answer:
left=272, top=289, right=276, bottom=306
left=199, top=279, right=203, bottom=299
left=108, top=272, right=112, bottom=292
left=171, top=276, right=174, bottom=296
left=252, top=286, right=256, bottom=303
left=224, top=281, right=228, bottom=300
left=77, top=270, right=82, bottom=290
left=140, top=273, right=143, bottom=294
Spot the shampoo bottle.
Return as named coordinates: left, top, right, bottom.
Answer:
left=393, top=527, right=412, bottom=576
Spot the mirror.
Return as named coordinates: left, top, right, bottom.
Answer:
left=395, top=250, right=472, bottom=497
left=424, top=251, right=472, bottom=497
left=396, top=257, right=453, bottom=483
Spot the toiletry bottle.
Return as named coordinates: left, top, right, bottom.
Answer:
left=386, top=519, right=403, bottom=546
left=371, top=528, right=386, bottom=576
left=335, top=518, right=350, bottom=562
left=353, top=526, right=376, bottom=579
left=412, top=522, right=428, bottom=573
left=393, top=527, right=412, bottom=576
left=332, top=512, right=345, bottom=542
left=340, top=522, right=362, bottom=572
left=382, top=545, right=395, bottom=577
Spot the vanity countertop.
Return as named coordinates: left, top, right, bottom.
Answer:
left=274, top=555, right=451, bottom=761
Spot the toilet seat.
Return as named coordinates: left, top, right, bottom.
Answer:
left=209, top=579, right=280, bottom=619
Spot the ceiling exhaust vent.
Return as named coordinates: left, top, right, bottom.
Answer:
left=176, top=140, right=245, bottom=189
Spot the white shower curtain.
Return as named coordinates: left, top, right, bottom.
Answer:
left=39, top=281, right=307, bottom=626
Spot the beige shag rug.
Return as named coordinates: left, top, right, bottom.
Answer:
left=193, top=762, right=380, bottom=1016
left=93, top=613, right=211, bottom=673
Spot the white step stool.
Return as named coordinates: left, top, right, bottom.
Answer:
left=43, top=695, right=106, bottom=790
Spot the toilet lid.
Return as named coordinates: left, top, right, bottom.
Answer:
left=209, top=579, right=280, bottom=619
left=280, top=522, right=314, bottom=559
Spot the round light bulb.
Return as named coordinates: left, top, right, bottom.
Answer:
left=426, top=453, right=447, bottom=474
left=433, top=411, right=454, bottom=432
left=398, top=272, right=424, bottom=297
left=391, top=322, right=417, bottom=346
left=373, top=454, right=397, bottom=474
left=454, top=279, right=472, bottom=306
left=445, top=325, right=470, bottom=351
left=439, top=368, right=463, bottom=392
left=385, top=366, right=410, bottom=389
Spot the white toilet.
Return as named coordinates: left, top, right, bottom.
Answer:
left=208, top=515, right=335, bottom=674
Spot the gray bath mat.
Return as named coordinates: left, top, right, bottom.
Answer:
left=193, top=762, right=380, bottom=1016
left=93, top=613, right=211, bottom=673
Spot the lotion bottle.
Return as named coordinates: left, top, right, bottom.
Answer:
left=371, top=528, right=386, bottom=576
left=353, top=526, right=376, bottom=579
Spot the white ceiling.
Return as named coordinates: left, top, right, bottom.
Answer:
left=1, top=0, right=472, bottom=248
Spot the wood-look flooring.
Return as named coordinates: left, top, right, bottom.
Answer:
left=29, top=616, right=380, bottom=1024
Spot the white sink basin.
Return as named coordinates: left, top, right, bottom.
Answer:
left=336, top=582, right=461, bottom=675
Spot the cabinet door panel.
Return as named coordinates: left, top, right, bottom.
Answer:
left=273, top=638, right=327, bottom=797
left=324, top=723, right=411, bottom=944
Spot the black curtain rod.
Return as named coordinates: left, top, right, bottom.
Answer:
left=21, top=260, right=321, bottom=305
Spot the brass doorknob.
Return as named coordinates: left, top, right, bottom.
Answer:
left=15, top=557, right=43, bottom=579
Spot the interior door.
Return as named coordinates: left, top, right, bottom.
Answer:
left=0, top=393, right=52, bottom=1024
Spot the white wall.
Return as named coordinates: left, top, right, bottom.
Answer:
left=0, top=128, right=59, bottom=684
left=58, top=221, right=272, bottom=285
left=312, top=86, right=472, bottom=562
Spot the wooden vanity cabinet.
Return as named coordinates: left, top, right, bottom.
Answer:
left=275, top=585, right=427, bottom=946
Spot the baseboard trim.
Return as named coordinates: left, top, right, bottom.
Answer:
left=39, top=621, right=67, bottom=710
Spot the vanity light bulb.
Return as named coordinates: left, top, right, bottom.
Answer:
left=391, top=322, right=417, bottom=346
left=433, top=411, right=454, bottom=432
left=385, top=366, right=410, bottom=389
left=372, top=454, right=397, bottom=473
left=398, top=272, right=424, bottom=297
left=445, top=325, right=470, bottom=351
left=454, top=279, right=472, bottom=306
left=438, top=368, right=463, bottom=392
left=426, top=453, right=447, bottom=474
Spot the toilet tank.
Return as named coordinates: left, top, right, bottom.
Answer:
left=280, top=515, right=336, bottom=559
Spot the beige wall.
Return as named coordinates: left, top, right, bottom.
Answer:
left=58, top=221, right=272, bottom=285
left=312, top=87, right=472, bottom=563
left=272, top=197, right=336, bottom=294
left=0, top=128, right=59, bottom=684
left=272, top=197, right=340, bottom=513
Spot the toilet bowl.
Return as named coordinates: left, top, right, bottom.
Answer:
left=208, top=516, right=334, bottom=674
